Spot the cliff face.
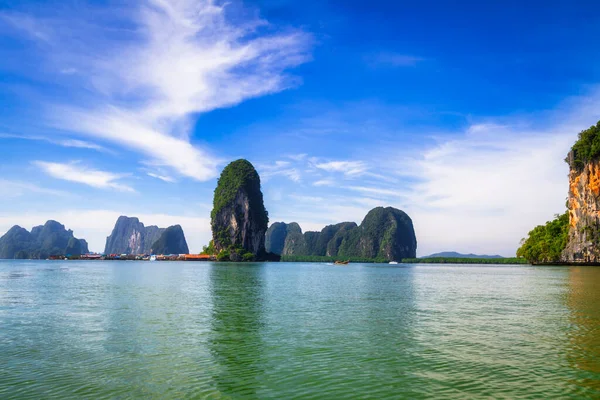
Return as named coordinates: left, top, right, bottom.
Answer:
left=269, top=207, right=416, bottom=261
left=562, top=152, right=600, bottom=262
left=104, top=216, right=165, bottom=255
left=151, top=225, right=189, bottom=255
left=337, top=207, right=417, bottom=260
left=0, top=220, right=89, bottom=259
left=211, top=159, right=268, bottom=256
left=265, top=222, right=289, bottom=255
left=281, top=223, right=306, bottom=256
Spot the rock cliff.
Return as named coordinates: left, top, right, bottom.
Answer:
left=562, top=150, right=600, bottom=262
left=266, top=207, right=416, bottom=261
left=211, top=159, right=268, bottom=259
left=336, top=207, right=417, bottom=260
left=104, top=216, right=165, bottom=255
left=265, top=222, right=288, bottom=255
left=150, top=225, right=189, bottom=255
left=0, top=220, right=89, bottom=259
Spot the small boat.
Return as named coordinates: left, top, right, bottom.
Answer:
left=389, top=261, right=399, bottom=265
left=334, top=260, right=350, bottom=265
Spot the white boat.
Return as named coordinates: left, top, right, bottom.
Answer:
left=389, top=261, right=399, bottom=265
left=149, top=255, right=157, bottom=261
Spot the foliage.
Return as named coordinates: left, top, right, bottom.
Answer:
left=242, top=252, right=255, bottom=262
left=215, top=245, right=257, bottom=262
left=201, top=240, right=216, bottom=255
left=216, top=249, right=230, bottom=262
left=210, top=159, right=269, bottom=230
left=402, top=257, right=527, bottom=264
left=569, top=121, right=600, bottom=171
left=516, top=212, right=569, bottom=264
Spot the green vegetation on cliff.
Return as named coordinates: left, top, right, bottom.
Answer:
left=210, top=159, right=269, bottom=260
left=569, top=121, right=600, bottom=171
left=267, top=207, right=416, bottom=261
left=211, top=159, right=268, bottom=229
left=337, top=207, right=417, bottom=260
left=516, top=212, right=569, bottom=264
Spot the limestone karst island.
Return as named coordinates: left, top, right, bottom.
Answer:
left=3, top=2, right=600, bottom=398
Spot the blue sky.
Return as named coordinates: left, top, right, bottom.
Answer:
left=1, top=0, right=599, bottom=255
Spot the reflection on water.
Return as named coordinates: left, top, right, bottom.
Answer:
left=209, top=263, right=266, bottom=397
left=1, top=260, right=600, bottom=399
left=567, top=267, right=600, bottom=395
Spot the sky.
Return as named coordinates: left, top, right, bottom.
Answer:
left=0, top=0, right=599, bottom=256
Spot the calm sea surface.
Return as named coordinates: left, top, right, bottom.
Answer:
left=1, top=261, right=599, bottom=399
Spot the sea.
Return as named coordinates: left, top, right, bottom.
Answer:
left=1, top=260, right=599, bottom=399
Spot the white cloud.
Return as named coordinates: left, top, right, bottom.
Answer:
left=314, top=160, right=368, bottom=177
left=0, top=179, right=71, bottom=199
left=397, top=122, right=574, bottom=257
left=313, top=179, right=335, bottom=187
left=258, top=160, right=301, bottom=182
left=34, top=161, right=135, bottom=192
left=5, top=0, right=312, bottom=180
left=0, top=133, right=108, bottom=152
left=344, top=185, right=400, bottom=197
left=0, top=210, right=211, bottom=253
left=147, top=172, right=176, bottom=183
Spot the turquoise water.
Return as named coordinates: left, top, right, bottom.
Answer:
left=1, top=261, right=599, bottom=399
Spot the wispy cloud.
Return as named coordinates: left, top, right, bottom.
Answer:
left=33, top=161, right=135, bottom=192
left=314, top=160, right=368, bottom=177
left=0, top=133, right=108, bottom=152
left=258, top=160, right=301, bottom=182
left=147, top=172, right=176, bottom=183
left=313, top=178, right=335, bottom=187
left=4, top=0, right=312, bottom=181
left=366, top=52, right=424, bottom=68
left=0, top=179, right=71, bottom=199
left=344, top=185, right=400, bottom=197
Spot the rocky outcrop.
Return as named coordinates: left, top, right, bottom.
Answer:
left=562, top=151, right=600, bottom=262
left=265, top=221, right=358, bottom=256
left=104, top=216, right=165, bottom=255
left=0, top=220, right=89, bottom=259
left=211, top=159, right=269, bottom=258
left=150, top=225, right=189, bottom=255
left=265, top=222, right=288, bottom=255
left=336, top=207, right=417, bottom=260
left=267, top=207, right=416, bottom=261
left=281, top=223, right=306, bottom=255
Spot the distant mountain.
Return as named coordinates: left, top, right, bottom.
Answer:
left=150, top=225, right=189, bottom=255
left=423, top=251, right=503, bottom=259
left=0, top=220, right=89, bottom=259
left=104, top=216, right=165, bottom=255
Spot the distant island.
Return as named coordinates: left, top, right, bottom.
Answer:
left=265, top=207, right=417, bottom=263
left=423, top=252, right=503, bottom=259
left=104, top=216, right=189, bottom=255
left=0, top=220, right=88, bottom=259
